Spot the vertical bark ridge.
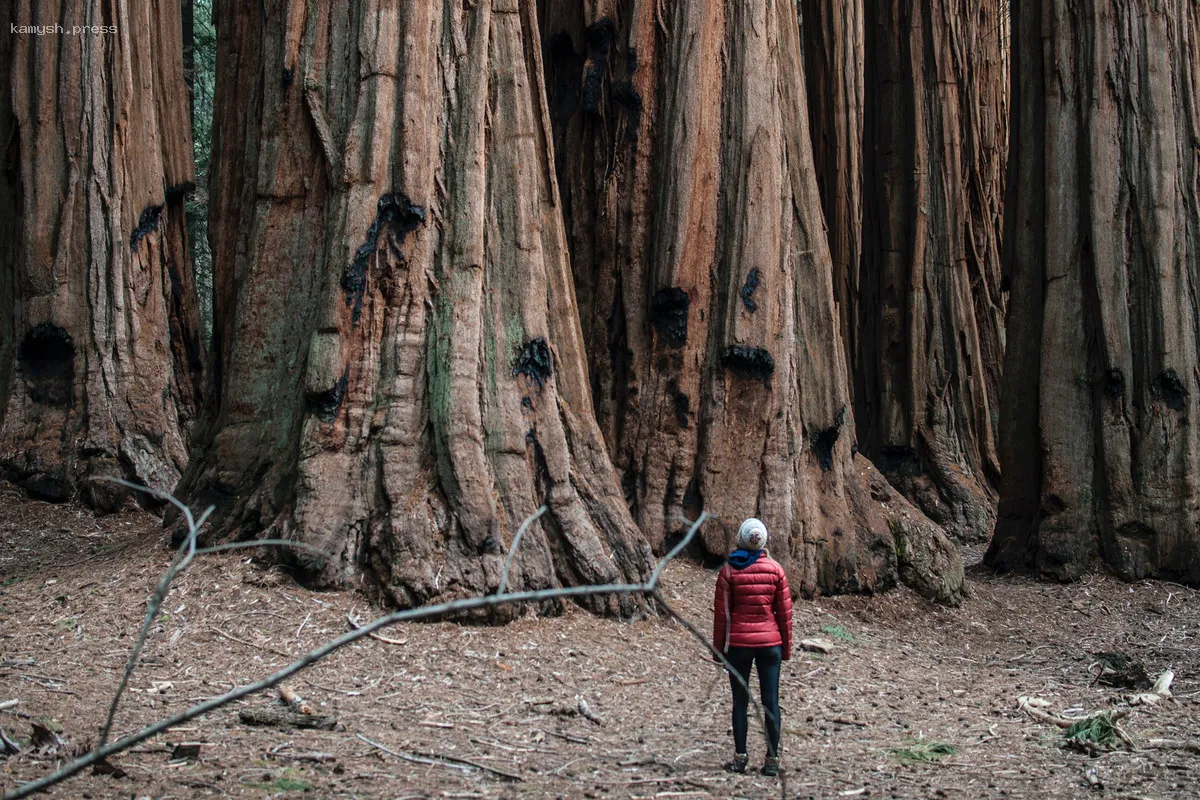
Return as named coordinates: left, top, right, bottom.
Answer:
left=987, top=0, right=1200, bottom=583
left=800, top=0, right=864, bottom=385
left=858, top=0, right=1007, bottom=542
left=0, top=3, right=17, bottom=429
left=541, top=0, right=965, bottom=603
left=1, top=0, right=201, bottom=510
left=178, top=0, right=653, bottom=617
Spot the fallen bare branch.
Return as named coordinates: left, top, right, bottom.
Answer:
left=268, top=750, right=337, bottom=763
left=410, top=748, right=522, bottom=781
left=0, top=728, right=20, bottom=756
left=279, top=686, right=313, bottom=714
left=347, top=613, right=408, bottom=646
left=1145, top=738, right=1200, bottom=754
left=91, top=478, right=334, bottom=749
left=239, top=708, right=336, bottom=731
left=356, top=732, right=473, bottom=773
left=213, top=626, right=294, bottom=659
left=92, top=477, right=212, bottom=748
left=1017, top=696, right=1076, bottom=729
left=2, top=509, right=715, bottom=800
left=577, top=697, right=604, bottom=725
left=831, top=717, right=867, bottom=728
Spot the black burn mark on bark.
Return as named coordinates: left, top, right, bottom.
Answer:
left=721, top=345, right=774, bottom=382
left=667, top=379, right=690, bottom=428
left=582, top=18, right=616, bottom=114
left=612, top=82, right=642, bottom=141
left=21, top=472, right=72, bottom=503
left=343, top=193, right=426, bottom=322
left=682, top=477, right=702, bottom=517
left=621, top=464, right=638, bottom=507
left=130, top=204, right=164, bottom=250
left=513, top=338, right=553, bottom=388
left=1152, top=369, right=1186, bottom=411
left=480, top=517, right=502, bottom=555
left=18, top=323, right=75, bottom=406
left=740, top=268, right=761, bottom=311
left=282, top=66, right=295, bottom=88
left=811, top=407, right=847, bottom=472
left=650, top=287, right=689, bottom=347
left=306, top=367, right=349, bottom=422
left=547, top=33, right=581, bottom=123
left=878, top=444, right=921, bottom=477
left=1104, top=368, right=1125, bottom=403
left=165, top=182, right=195, bottom=203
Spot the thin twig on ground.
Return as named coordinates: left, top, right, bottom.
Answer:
left=347, top=613, right=408, bottom=646
left=355, top=733, right=473, bottom=773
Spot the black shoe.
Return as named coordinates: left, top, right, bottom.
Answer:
left=761, top=756, right=780, bottom=777
left=725, top=753, right=748, bottom=773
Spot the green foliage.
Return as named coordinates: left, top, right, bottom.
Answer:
left=247, top=768, right=310, bottom=793
left=820, top=623, right=855, bottom=642
left=248, top=776, right=310, bottom=793
left=35, top=717, right=63, bottom=733
left=186, top=0, right=216, bottom=343
left=188, top=0, right=216, bottom=178
left=888, top=740, right=957, bottom=763
left=1065, top=712, right=1124, bottom=749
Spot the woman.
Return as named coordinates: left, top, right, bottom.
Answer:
left=712, top=518, right=793, bottom=776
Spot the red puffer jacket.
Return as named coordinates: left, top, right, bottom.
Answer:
left=713, top=554, right=793, bottom=659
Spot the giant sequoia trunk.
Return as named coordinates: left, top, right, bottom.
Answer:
left=856, top=0, right=1007, bottom=541
left=0, top=0, right=203, bottom=509
left=538, top=0, right=964, bottom=603
left=177, top=0, right=653, bottom=616
left=0, top=9, right=15, bottom=425
left=800, top=0, right=864, bottom=382
left=986, top=2, right=1200, bottom=582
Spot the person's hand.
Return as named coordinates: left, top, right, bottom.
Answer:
left=782, top=650, right=791, bottom=662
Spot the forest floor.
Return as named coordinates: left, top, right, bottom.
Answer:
left=1, top=482, right=1198, bottom=799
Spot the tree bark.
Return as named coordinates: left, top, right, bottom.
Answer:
left=857, top=0, right=1007, bottom=541
left=986, top=1, right=1200, bottom=583
left=177, top=0, right=653, bottom=616
left=538, top=0, right=964, bottom=602
left=183, top=0, right=195, bottom=121
left=0, top=8, right=16, bottom=431
left=800, top=0, right=864, bottom=386
left=0, top=0, right=203, bottom=510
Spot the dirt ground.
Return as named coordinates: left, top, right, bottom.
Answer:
left=1, top=482, right=1198, bottom=799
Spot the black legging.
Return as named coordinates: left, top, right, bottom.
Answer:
left=726, top=645, right=782, bottom=756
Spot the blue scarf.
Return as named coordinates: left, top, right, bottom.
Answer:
left=727, top=548, right=763, bottom=569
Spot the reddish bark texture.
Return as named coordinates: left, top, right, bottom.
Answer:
left=857, top=0, right=1007, bottom=541
left=987, top=2, right=1200, bottom=582
left=539, top=0, right=964, bottom=603
left=801, top=0, right=864, bottom=382
left=177, top=0, right=652, bottom=616
left=0, top=0, right=202, bottom=510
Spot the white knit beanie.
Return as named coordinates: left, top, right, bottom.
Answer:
left=737, top=518, right=768, bottom=551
